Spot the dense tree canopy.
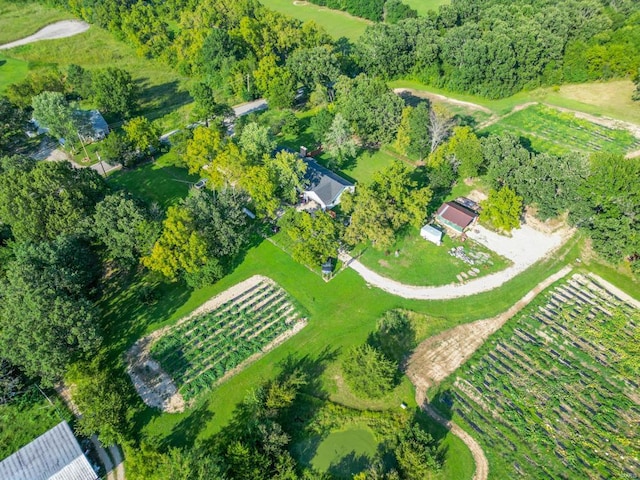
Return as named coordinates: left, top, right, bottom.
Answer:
left=280, top=210, right=342, bottom=267
left=0, top=237, right=101, bottom=383
left=0, top=159, right=106, bottom=242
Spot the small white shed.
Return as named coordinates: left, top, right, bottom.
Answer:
left=420, top=224, right=443, bottom=246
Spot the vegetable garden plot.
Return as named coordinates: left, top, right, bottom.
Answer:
left=126, top=276, right=306, bottom=412
left=482, top=105, right=640, bottom=156
left=434, top=274, right=640, bottom=479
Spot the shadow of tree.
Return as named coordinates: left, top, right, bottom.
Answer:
left=327, top=451, right=372, bottom=478
left=135, top=78, right=193, bottom=121
left=161, top=398, right=214, bottom=449
left=397, top=91, right=431, bottom=109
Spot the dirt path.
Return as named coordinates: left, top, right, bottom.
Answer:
left=408, top=266, right=572, bottom=480
left=393, top=88, right=493, bottom=114
left=56, top=384, right=124, bottom=480
left=0, top=20, right=89, bottom=50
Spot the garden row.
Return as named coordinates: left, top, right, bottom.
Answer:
left=150, top=279, right=303, bottom=401
left=435, top=274, right=639, bottom=479
left=484, top=105, right=640, bottom=156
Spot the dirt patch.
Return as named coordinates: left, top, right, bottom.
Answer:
left=393, top=88, right=494, bottom=114
left=0, top=20, right=89, bottom=50
left=378, top=259, right=392, bottom=269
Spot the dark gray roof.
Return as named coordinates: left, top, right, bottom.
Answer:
left=303, top=159, right=353, bottom=207
left=0, top=421, right=97, bottom=480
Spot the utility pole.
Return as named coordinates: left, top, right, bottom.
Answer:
left=96, top=152, right=107, bottom=177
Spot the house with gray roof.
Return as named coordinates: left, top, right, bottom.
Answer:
left=302, top=159, right=354, bottom=210
left=0, top=421, right=97, bottom=480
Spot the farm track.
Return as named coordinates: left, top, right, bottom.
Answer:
left=407, top=266, right=572, bottom=480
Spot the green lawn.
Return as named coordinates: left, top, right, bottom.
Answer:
left=403, top=0, right=450, bottom=16
left=108, top=151, right=198, bottom=208
left=0, top=386, right=72, bottom=459
left=359, top=228, right=511, bottom=287
left=0, top=0, right=73, bottom=45
left=260, top=0, right=370, bottom=41
left=0, top=55, right=29, bottom=92
left=482, top=104, right=640, bottom=156
left=302, top=426, right=379, bottom=476
left=2, top=25, right=192, bottom=126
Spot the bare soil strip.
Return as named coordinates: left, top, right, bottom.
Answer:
left=408, top=266, right=573, bottom=480
left=0, top=20, right=89, bottom=50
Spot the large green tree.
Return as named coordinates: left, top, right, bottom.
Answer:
left=0, top=237, right=101, bottom=383
left=280, top=210, right=341, bottom=267
left=394, top=423, right=442, bottom=479
left=92, top=192, right=159, bottom=265
left=572, top=153, right=640, bottom=271
left=0, top=160, right=105, bottom=242
left=92, top=67, right=139, bottom=118
left=343, top=160, right=432, bottom=249
left=342, top=343, right=397, bottom=398
left=480, top=186, right=523, bottom=233
left=0, top=97, right=29, bottom=155
left=335, top=74, right=403, bottom=145
left=31, top=91, right=80, bottom=148
left=323, top=113, right=358, bottom=167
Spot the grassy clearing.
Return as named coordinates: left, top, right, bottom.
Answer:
left=0, top=55, right=29, bottom=92
left=403, top=0, right=450, bottom=16
left=0, top=0, right=73, bottom=45
left=260, top=0, right=370, bottom=41
left=2, top=26, right=191, bottom=126
left=0, top=386, right=72, bottom=458
left=482, top=104, right=640, bottom=156
left=391, top=78, right=640, bottom=125
left=108, top=152, right=198, bottom=209
left=432, top=274, right=640, bottom=478
left=359, top=228, right=511, bottom=286
left=150, top=278, right=304, bottom=401
left=301, top=426, right=379, bottom=476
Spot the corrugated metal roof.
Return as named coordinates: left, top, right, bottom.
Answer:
left=436, top=201, right=477, bottom=230
left=0, top=421, right=97, bottom=480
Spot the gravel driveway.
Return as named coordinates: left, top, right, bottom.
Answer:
left=341, top=224, right=572, bottom=300
left=0, top=20, right=89, bottom=50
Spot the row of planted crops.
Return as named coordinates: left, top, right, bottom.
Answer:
left=434, top=274, right=639, bottom=479
left=151, top=279, right=302, bottom=401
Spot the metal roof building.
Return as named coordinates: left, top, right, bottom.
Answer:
left=302, top=159, right=355, bottom=209
left=0, top=421, right=97, bottom=480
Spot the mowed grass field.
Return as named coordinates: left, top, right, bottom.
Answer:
left=0, top=55, right=28, bottom=91
left=0, top=0, right=73, bottom=45
left=260, top=0, right=370, bottom=41
left=1, top=19, right=192, bottom=125
left=483, top=104, right=640, bottom=156
left=359, top=230, right=511, bottom=287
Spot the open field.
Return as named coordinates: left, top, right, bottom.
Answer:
left=390, top=79, right=640, bottom=125
left=0, top=55, right=28, bottom=92
left=403, top=0, right=450, bottom=15
left=0, top=386, right=72, bottom=459
left=0, top=0, right=73, bottom=45
left=260, top=0, right=370, bottom=41
left=482, top=104, right=640, bottom=156
left=300, top=425, right=379, bottom=476
left=109, top=152, right=198, bottom=209
left=432, top=274, right=640, bottom=479
left=359, top=229, right=511, bottom=287
left=149, top=276, right=304, bottom=403
left=2, top=25, right=191, bottom=125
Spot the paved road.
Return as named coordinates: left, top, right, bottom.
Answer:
left=0, top=20, right=89, bottom=50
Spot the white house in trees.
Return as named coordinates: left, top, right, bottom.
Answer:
left=302, top=159, right=355, bottom=210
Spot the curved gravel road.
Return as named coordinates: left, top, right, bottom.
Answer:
left=340, top=224, right=570, bottom=300
left=0, top=20, right=89, bottom=50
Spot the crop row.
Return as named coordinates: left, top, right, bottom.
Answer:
left=445, top=275, right=640, bottom=479
left=149, top=280, right=303, bottom=402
